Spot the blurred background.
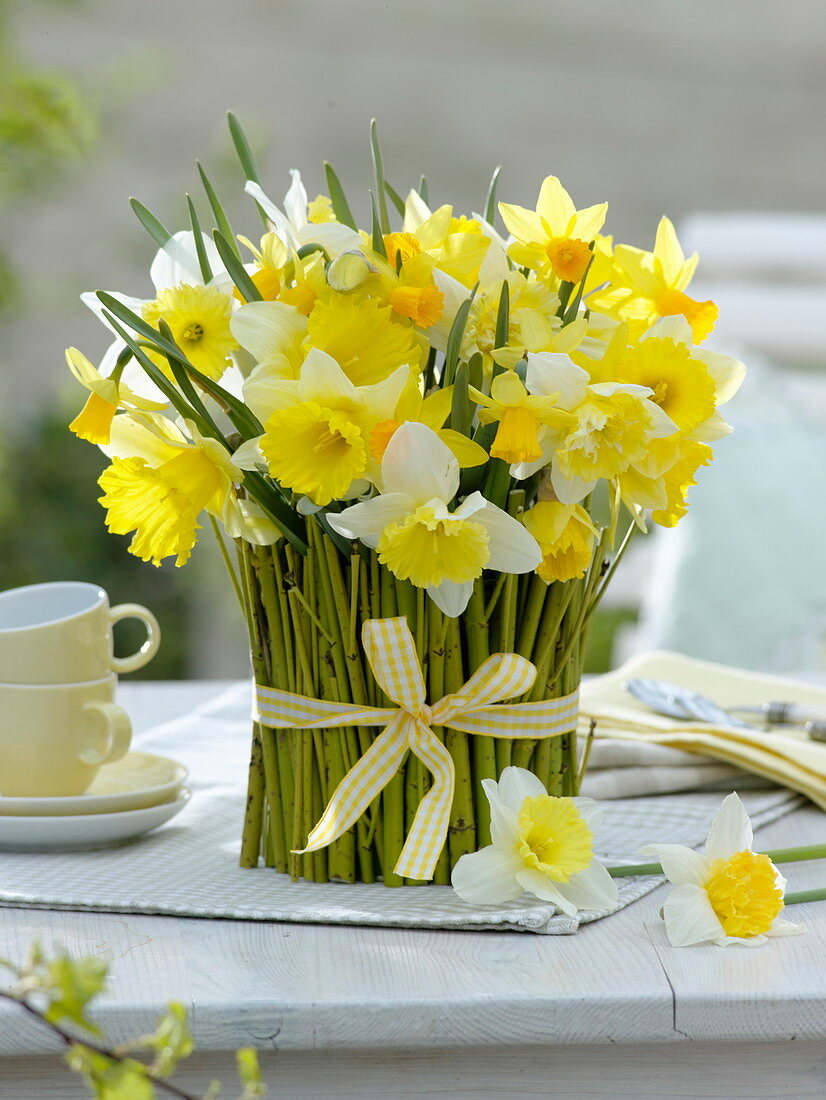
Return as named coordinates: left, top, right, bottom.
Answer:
left=3, top=0, right=826, bottom=677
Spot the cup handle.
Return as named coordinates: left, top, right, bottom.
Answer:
left=78, top=702, right=132, bottom=766
left=109, top=603, right=161, bottom=674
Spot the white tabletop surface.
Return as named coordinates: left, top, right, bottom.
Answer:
left=1, top=681, right=825, bottom=1099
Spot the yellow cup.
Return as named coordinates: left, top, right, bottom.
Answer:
left=0, top=581, right=160, bottom=684
left=0, top=674, right=132, bottom=796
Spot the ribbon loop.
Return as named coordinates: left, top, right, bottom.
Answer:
left=253, top=615, right=579, bottom=881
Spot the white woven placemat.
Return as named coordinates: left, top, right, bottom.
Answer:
left=0, top=683, right=801, bottom=934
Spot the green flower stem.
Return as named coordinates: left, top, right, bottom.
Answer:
left=466, top=580, right=495, bottom=846
left=445, top=616, right=476, bottom=866
left=426, top=599, right=451, bottom=885
left=379, top=570, right=405, bottom=886
left=312, top=525, right=375, bottom=882
left=608, top=843, right=826, bottom=878
left=239, top=727, right=265, bottom=869
left=786, top=887, right=826, bottom=905
left=236, top=543, right=271, bottom=868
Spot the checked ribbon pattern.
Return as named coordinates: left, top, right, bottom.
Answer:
left=254, top=616, right=579, bottom=881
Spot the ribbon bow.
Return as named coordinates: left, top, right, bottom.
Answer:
left=254, top=616, right=579, bottom=881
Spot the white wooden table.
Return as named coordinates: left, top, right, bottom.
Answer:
left=1, top=682, right=825, bottom=1100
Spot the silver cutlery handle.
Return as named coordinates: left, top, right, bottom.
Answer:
left=763, top=701, right=826, bottom=726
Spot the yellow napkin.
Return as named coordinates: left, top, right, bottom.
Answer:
left=579, top=651, right=826, bottom=811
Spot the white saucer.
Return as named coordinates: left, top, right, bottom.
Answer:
left=0, top=752, right=188, bottom=817
left=0, top=789, right=191, bottom=851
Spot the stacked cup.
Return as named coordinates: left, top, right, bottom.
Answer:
left=0, top=582, right=160, bottom=798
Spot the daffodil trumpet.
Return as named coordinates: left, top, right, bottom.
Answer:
left=64, top=113, right=744, bottom=886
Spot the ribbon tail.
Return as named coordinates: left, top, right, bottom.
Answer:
left=297, top=713, right=410, bottom=856
left=393, top=721, right=455, bottom=881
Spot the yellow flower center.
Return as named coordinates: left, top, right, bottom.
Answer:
left=383, top=232, right=422, bottom=268
left=516, top=795, right=594, bottom=883
left=559, top=392, right=653, bottom=480
left=619, top=337, right=716, bottom=432
left=261, top=401, right=367, bottom=506
left=490, top=405, right=543, bottom=464
left=655, top=288, right=719, bottom=344
left=233, top=266, right=281, bottom=304
left=376, top=505, right=490, bottom=588
left=279, top=283, right=317, bottom=316
left=369, top=418, right=401, bottom=461
left=307, top=194, right=336, bottom=223
left=142, top=285, right=237, bottom=380
left=545, top=237, right=592, bottom=283
left=387, top=284, right=444, bottom=328
left=705, top=850, right=784, bottom=938
left=69, top=391, right=117, bottom=445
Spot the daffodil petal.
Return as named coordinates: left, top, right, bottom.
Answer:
left=150, top=230, right=222, bottom=291
left=704, top=792, right=753, bottom=863
left=571, top=796, right=602, bottom=829
left=556, top=861, right=618, bottom=912
left=463, top=501, right=542, bottom=574
left=298, top=348, right=359, bottom=405
left=550, top=466, right=598, bottom=506
left=327, top=493, right=414, bottom=548
left=526, top=353, right=589, bottom=410
left=451, top=845, right=524, bottom=904
left=426, top=578, right=474, bottom=618
left=231, top=300, right=308, bottom=367
left=495, top=766, right=547, bottom=816
left=481, top=779, right=520, bottom=848
left=662, top=883, right=725, bottom=947
left=515, top=868, right=578, bottom=914
left=231, top=436, right=267, bottom=471
left=381, top=422, right=459, bottom=503
left=766, top=918, right=807, bottom=938
left=638, top=843, right=708, bottom=886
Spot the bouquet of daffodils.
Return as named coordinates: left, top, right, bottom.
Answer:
left=66, top=116, right=744, bottom=886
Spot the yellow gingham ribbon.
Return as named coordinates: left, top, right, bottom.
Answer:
left=253, top=616, right=579, bottom=881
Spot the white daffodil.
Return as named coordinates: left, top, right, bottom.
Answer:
left=81, top=229, right=238, bottom=403
left=245, top=170, right=361, bottom=258
left=513, top=352, right=679, bottom=502
left=451, top=766, right=618, bottom=913
left=640, top=792, right=806, bottom=948
left=327, top=422, right=541, bottom=616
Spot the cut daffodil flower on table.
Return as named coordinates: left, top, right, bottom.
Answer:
left=451, top=766, right=619, bottom=913
left=640, top=793, right=806, bottom=947
left=327, top=422, right=541, bottom=616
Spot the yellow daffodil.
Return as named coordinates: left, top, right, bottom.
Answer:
left=245, top=170, right=361, bottom=258
left=66, top=347, right=166, bottom=445
left=588, top=217, right=718, bottom=344
left=236, top=349, right=410, bottom=506
left=97, top=413, right=240, bottom=567
left=499, top=176, right=608, bottom=286
left=232, top=292, right=424, bottom=386
left=328, top=423, right=541, bottom=616
left=619, top=438, right=713, bottom=528
left=451, top=766, right=618, bottom=911
left=640, top=793, right=805, bottom=947
left=469, top=368, right=572, bottom=465
left=522, top=501, right=597, bottom=583
left=142, top=284, right=238, bottom=381
left=578, top=316, right=745, bottom=441
left=355, top=248, right=445, bottom=329
left=396, top=191, right=491, bottom=288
